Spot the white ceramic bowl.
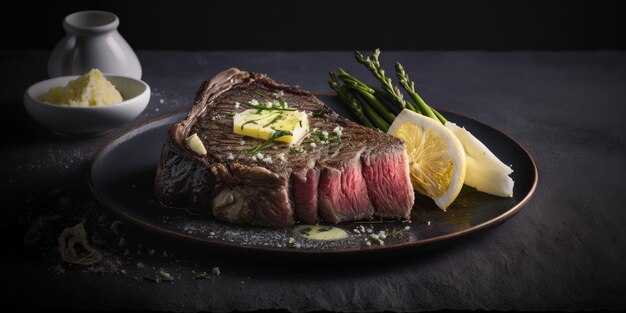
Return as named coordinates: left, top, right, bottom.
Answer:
left=24, top=75, right=150, bottom=136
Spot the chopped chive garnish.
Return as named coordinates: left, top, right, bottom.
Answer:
left=310, top=130, right=327, bottom=141
left=386, top=228, right=407, bottom=238
left=263, top=114, right=283, bottom=127
left=245, top=102, right=296, bottom=112
left=241, top=120, right=257, bottom=130
left=312, top=110, right=326, bottom=117
left=244, top=130, right=292, bottom=154
left=256, top=91, right=270, bottom=98
left=318, top=226, right=333, bottom=232
left=240, top=112, right=282, bottom=130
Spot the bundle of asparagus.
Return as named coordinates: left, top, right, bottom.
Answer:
left=329, top=49, right=514, bottom=198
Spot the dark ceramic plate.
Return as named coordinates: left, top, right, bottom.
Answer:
left=89, top=96, right=537, bottom=258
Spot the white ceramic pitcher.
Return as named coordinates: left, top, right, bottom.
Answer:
left=47, top=11, right=142, bottom=79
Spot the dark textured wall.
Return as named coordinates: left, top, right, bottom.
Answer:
left=3, top=0, right=625, bottom=50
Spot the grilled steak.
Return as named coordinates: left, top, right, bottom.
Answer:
left=155, top=68, right=414, bottom=227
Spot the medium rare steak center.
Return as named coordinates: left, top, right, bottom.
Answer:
left=155, top=68, right=415, bottom=228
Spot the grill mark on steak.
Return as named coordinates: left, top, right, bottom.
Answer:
left=155, top=68, right=414, bottom=227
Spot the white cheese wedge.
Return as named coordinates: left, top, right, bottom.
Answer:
left=233, top=109, right=309, bottom=144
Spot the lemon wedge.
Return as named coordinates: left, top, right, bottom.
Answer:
left=388, top=109, right=466, bottom=210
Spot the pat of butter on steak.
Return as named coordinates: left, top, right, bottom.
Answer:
left=154, top=68, right=415, bottom=228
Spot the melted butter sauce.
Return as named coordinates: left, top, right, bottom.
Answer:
left=293, top=225, right=349, bottom=241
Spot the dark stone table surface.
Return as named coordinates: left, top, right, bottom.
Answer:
left=1, top=50, right=625, bottom=311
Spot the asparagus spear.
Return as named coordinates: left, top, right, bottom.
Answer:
left=331, top=50, right=447, bottom=128
left=328, top=72, right=375, bottom=128
left=336, top=70, right=399, bottom=114
left=329, top=71, right=390, bottom=131
left=432, top=108, right=448, bottom=124
left=394, top=62, right=438, bottom=120
left=372, top=87, right=403, bottom=115
left=337, top=69, right=396, bottom=124
left=354, top=92, right=390, bottom=131
left=355, top=49, right=419, bottom=113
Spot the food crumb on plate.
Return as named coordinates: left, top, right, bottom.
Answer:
left=212, top=267, right=221, bottom=276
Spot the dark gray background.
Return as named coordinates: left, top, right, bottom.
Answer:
left=2, top=0, right=626, bottom=311
left=2, top=0, right=625, bottom=50
left=1, top=50, right=625, bottom=311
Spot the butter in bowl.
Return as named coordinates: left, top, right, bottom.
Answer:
left=24, top=69, right=150, bottom=136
